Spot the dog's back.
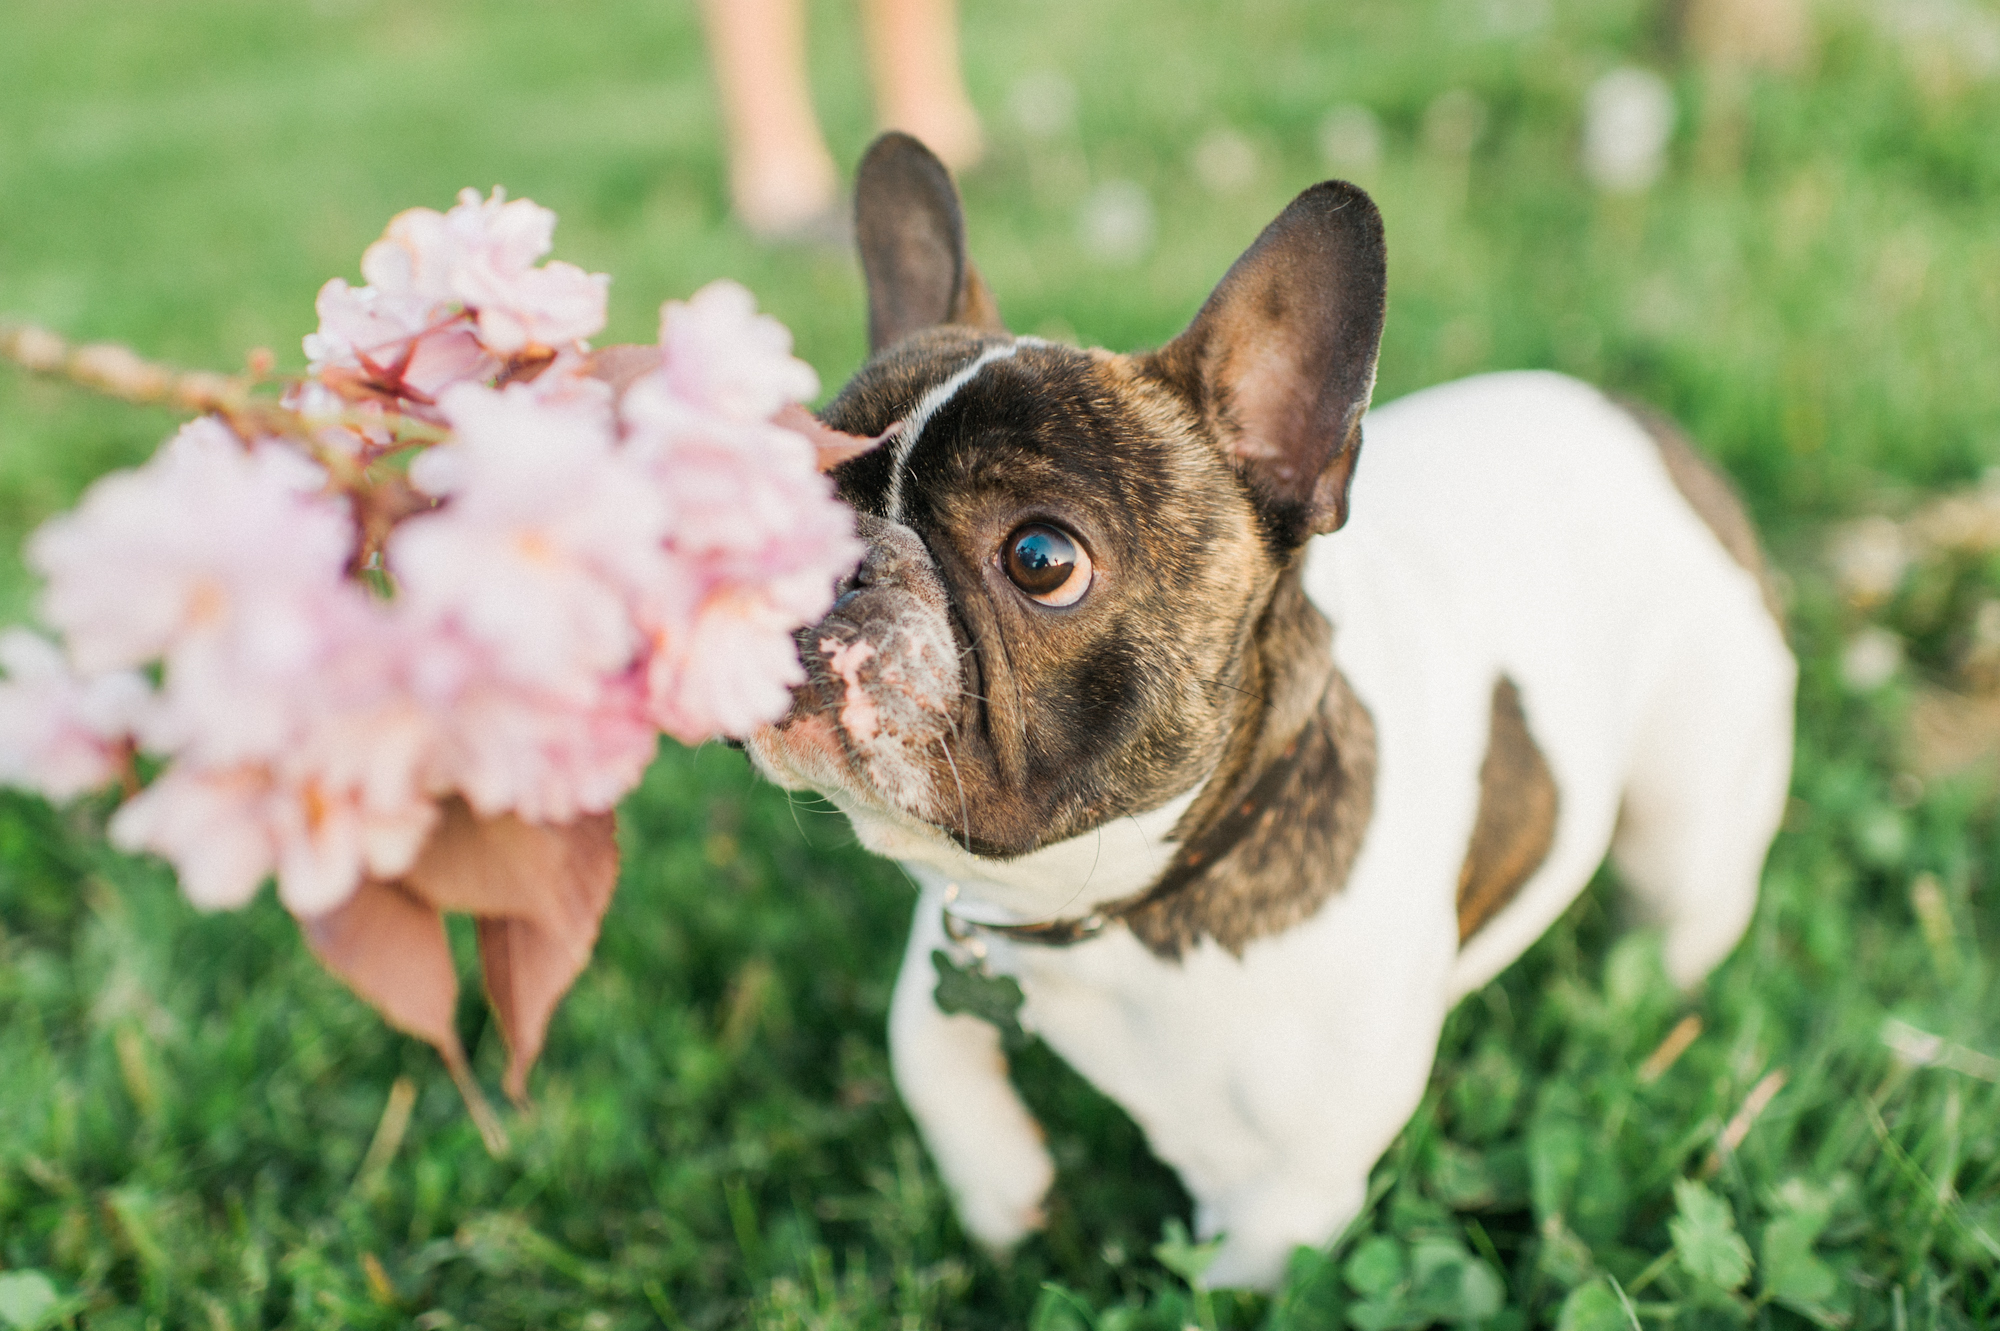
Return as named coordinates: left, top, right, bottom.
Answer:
left=1308, top=369, right=1795, bottom=994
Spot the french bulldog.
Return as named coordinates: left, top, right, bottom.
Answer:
left=746, top=133, right=1796, bottom=1290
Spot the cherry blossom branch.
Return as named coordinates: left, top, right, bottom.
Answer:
left=0, top=189, right=893, bottom=1136
left=0, top=317, right=449, bottom=460
left=2, top=318, right=252, bottom=410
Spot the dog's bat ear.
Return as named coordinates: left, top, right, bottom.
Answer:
left=854, top=132, right=1006, bottom=353
left=1146, top=181, right=1387, bottom=543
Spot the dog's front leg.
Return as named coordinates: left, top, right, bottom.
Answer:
left=1195, top=1171, right=1372, bottom=1291
left=888, top=890, right=1055, bottom=1250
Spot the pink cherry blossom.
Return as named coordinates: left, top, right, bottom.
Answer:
left=303, top=188, right=609, bottom=410
left=0, top=185, right=902, bottom=1104
left=11, top=191, right=877, bottom=935
left=29, top=418, right=354, bottom=680
left=364, top=188, right=556, bottom=306
left=359, top=188, right=608, bottom=355
left=109, top=602, right=442, bottom=916
left=621, top=371, right=864, bottom=740
left=267, top=774, right=437, bottom=917
left=425, top=661, right=659, bottom=825
left=645, top=600, right=810, bottom=743
left=29, top=417, right=379, bottom=785
left=392, top=383, right=668, bottom=696
left=647, top=280, right=820, bottom=422
left=463, top=259, right=608, bottom=355
left=0, top=629, right=147, bottom=800
left=109, top=764, right=281, bottom=910
left=108, top=749, right=437, bottom=917
left=304, top=278, right=491, bottom=401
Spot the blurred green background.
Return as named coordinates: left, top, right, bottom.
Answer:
left=1, top=0, right=1997, bottom=1326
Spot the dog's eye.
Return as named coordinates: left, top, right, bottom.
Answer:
left=1003, top=524, right=1092, bottom=607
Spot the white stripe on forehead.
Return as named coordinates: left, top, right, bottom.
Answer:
left=883, top=340, right=1022, bottom=521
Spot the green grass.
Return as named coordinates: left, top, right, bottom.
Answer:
left=1, top=0, right=1997, bottom=1325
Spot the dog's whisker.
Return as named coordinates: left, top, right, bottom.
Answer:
left=1206, top=676, right=1273, bottom=708
left=937, top=732, right=974, bottom=857
left=780, top=790, right=814, bottom=844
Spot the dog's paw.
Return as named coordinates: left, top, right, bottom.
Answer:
left=947, top=1139, right=1054, bottom=1252
left=1190, top=1177, right=1367, bottom=1292
left=1196, top=1237, right=1294, bottom=1293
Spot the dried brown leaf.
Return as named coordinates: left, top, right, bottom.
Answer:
left=477, top=916, right=582, bottom=1102
left=582, top=343, right=663, bottom=396
left=300, top=877, right=463, bottom=1062
left=1907, top=685, right=2000, bottom=781
left=583, top=346, right=890, bottom=471
left=404, top=800, right=620, bottom=1102
left=772, top=402, right=899, bottom=472
left=296, top=874, right=510, bottom=1154
left=1684, top=0, right=1809, bottom=70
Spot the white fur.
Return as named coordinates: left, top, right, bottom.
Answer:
left=883, top=342, right=1020, bottom=521
left=883, top=371, right=1795, bottom=1288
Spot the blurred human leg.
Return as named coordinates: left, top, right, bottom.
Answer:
left=861, top=0, right=984, bottom=169
left=699, top=0, right=841, bottom=237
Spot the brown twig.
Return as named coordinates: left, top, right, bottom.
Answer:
left=4, top=318, right=254, bottom=415
left=1701, top=1068, right=1787, bottom=1175
left=349, top=1076, right=419, bottom=1197
left=4, top=316, right=453, bottom=565
left=2, top=316, right=450, bottom=456
left=1638, top=1014, right=1704, bottom=1084
left=441, top=1044, right=512, bottom=1158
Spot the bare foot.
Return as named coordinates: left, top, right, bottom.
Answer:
left=699, top=0, right=845, bottom=240
left=864, top=0, right=985, bottom=172
left=881, top=99, right=985, bottom=172
left=731, top=149, right=842, bottom=241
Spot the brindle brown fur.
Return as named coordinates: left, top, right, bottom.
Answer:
left=1454, top=676, right=1558, bottom=942
left=854, top=134, right=1006, bottom=350
left=1127, top=569, right=1376, bottom=957
left=775, top=134, right=1390, bottom=954
left=821, top=333, right=1278, bottom=858
left=1620, top=400, right=1784, bottom=624
left=810, top=314, right=1384, bottom=953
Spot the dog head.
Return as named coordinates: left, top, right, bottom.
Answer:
left=747, top=134, right=1386, bottom=877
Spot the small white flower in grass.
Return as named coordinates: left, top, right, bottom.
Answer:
left=1422, top=89, right=1488, bottom=159
left=1842, top=626, right=1904, bottom=692
left=1192, top=128, right=1258, bottom=196
left=1828, top=514, right=1910, bottom=606
left=1318, top=105, right=1384, bottom=176
left=1077, top=180, right=1155, bottom=265
left=0, top=629, right=147, bottom=800
left=1007, top=70, right=1076, bottom=139
left=1582, top=68, right=1676, bottom=194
